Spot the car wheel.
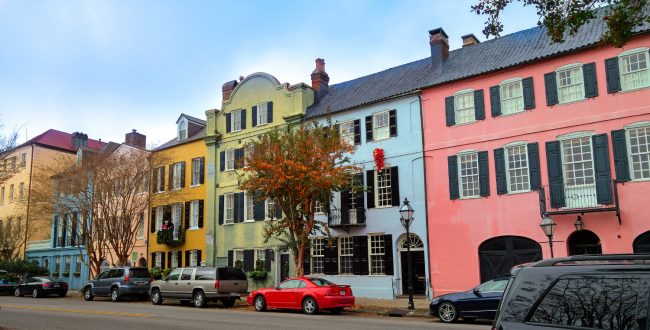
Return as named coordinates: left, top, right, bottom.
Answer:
left=151, top=289, right=163, bottom=305
left=110, top=288, right=120, bottom=302
left=193, top=290, right=206, bottom=308
left=32, top=287, right=41, bottom=298
left=254, top=295, right=267, bottom=312
left=83, top=287, right=94, bottom=301
left=222, top=297, right=236, bottom=308
left=302, top=296, right=319, bottom=315
left=14, top=287, right=22, bottom=297
left=438, top=302, right=458, bottom=323
left=330, top=307, right=344, bottom=315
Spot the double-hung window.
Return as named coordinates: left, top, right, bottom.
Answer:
left=619, top=49, right=650, bottom=91
left=75, top=255, right=82, bottom=273
left=627, top=123, right=650, bottom=180
left=234, top=250, right=244, bottom=267
left=500, top=79, right=524, bottom=115
left=155, top=206, right=164, bottom=231
left=266, top=198, right=279, bottom=220
left=172, top=203, right=182, bottom=240
left=64, top=256, right=70, bottom=273
left=224, top=193, right=234, bottom=225
left=136, top=212, right=145, bottom=239
left=314, top=201, right=323, bottom=214
left=171, top=251, right=179, bottom=268
left=178, top=118, right=187, bottom=141
left=173, top=162, right=182, bottom=189
left=155, top=252, right=163, bottom=268
left=156, top=167, right=165, bottom=192
left=244, top=192, right=254, bottom=222
left=561, top=136, right=595, bottom=186
left=190, top=200, right=199, bottom=228
left=458, top=152, right=480, bottom=198
left=556, top=64, right=584, bottom=104
left=505, top=143, right=530, bottom=192
left=190, top=250, right=199, bottom=267
left=369, top=234, right=385, bottom=275
left=339, top=236, right=353, bottom=274
left=191, top=158, right=201, bottom=186
left=372, top=111, right=390, bottom=140
left=225, top=150, right=235, bottom=171
left=454, top=90, right=475, bottom=124
left=255, top=249, right=266, bottom=265
left=375, top=167, right=392, bottom=207
left=232, top=109, right=242, bottom=132
left=55, top=256, right=61, bottom=272
left=256, top=102, right=268, bottom=126
left=340, top=121, right=355, bottom=145
left=311, top=238, right=324, bottom=274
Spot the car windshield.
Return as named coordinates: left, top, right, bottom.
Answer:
left=309, top=278, right=335, bottom=287
left=129, top=269, right=150, bottom=278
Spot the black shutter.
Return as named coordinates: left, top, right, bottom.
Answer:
left=267, top=101, right=273, bottom=123
left=546, top=141, right=566, bottom=208
left=359, top=236, right=369, bottom=275
left=611, top=129, right=631, bottom=182
left=478, top=151, right=490, bottom=196
left=233, top=193, right=240, bottom=223
left=160, top=167, right=165, bottom=192
left=151, top=253, right=156, bottom=269
left=243, top=250, right=254, bottom=272
left=353, top=119, right=361, bottom=145
left=445, top=96, right=455, bottom=126
left=219, top=151, right=225, bottom=172
left=168, top=164, right=173, bottom=191
left=303, top=245, right=311, bottom=275
left=494, top=148, right=507, bottom=195
left=522, top=77, right=535, bottom=110
left=238, top=192, right=245, bottom=222
left=365, top=115, right=373, bottom=142
left=352, top=236, right=362, bottom=275
left=184, top=201, right=190, bottom=229
left=605, top=57, right=622, bottom=94
left=218, top=195, right=224, bottom=225
left=583, top=62, right=598, bottom=98
left=225, top=113, right=231, bottom=133
left=544, top=72, right=558, bottom=106
left=234, top=149, right=241, bottom=169
left=53, top=217, right=58, bottom=248
left=328, top=239, right=339, bottom=275
left=253, top=192, right=265, bottom=220
left=366, top=170, right=375, bottom=208
left=275, top=200, right=282, bottom=219
left=592, top=134, right=613, bottom=204
left=197, top=250, right=202, bottom=266
left=185, top=251, right=190, bottom=267
left=391, top=166, right=400, bottom=206
left=168, top=252, right=172, bottom=269
left=384, top=234, right=393, bottom=275
left=264, top=249, right=272, bottom=271
left=474, top=89, right=485, bottom=120
left=180, top=161, right=186, bottom=188
left=198, top=200, right=204, bottom=228
left=489, top=85, right=501, bottom=117
left=199, top=157, right=205, bottom=184
left=389, top=109, right=397, bottom=137
left=163, top=205, right=172, bottom=223
left=161, top=252, right=166, bottom=270
left=354, top=173, right=365, bottom=219
left=151, top=169, right=157, bottom=193
left=340, top=189, right=350, bottom=225
left=227, top=250, right=233, bottom=267
left=527, top=143, right=542, bottom=189
left=448, top=155, right=459, bottom=200
left=252, top=106, right=258, bottom=127
left=150, top=208, right=156, bottom=233
left=241, top=109, right=246, bottom=129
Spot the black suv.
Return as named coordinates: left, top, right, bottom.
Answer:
left=83, top=267, right=151, bottom=302
left=493, top=254, right=650, bottom=330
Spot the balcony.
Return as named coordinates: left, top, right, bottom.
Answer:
left=328, top=207, right=366, bottom=228
left=537, top=179, right=621, bottom=224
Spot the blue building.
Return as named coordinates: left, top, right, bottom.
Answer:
left=304, top=58, right=430, bottom=299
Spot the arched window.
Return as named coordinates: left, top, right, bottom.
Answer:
left=398, top=234, right=424, bottom=251
left=633, top=231, right=650, bottom=253
left=567, top=230, right=602, bottom=256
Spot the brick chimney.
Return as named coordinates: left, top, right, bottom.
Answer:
left=462, top=34, right=480, bottom=47
left=311, top=58, right=330, bottom=100
left=222, top=80, right=238, bottom=102
left=125, top=129, right=146, bottom=149
left=429, top=28, right=449, bottom=75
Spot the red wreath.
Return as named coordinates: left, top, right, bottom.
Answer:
left=373, top=148, right=385, bottom=172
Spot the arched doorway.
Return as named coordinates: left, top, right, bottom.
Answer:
left=634, top=231, right=650, bottom=253
left=398, top=234, right=426, bottom=295
left=479, top=236, right=542, bottom=282
left=138, top=257, right=147, bottom=268
left=567, top=230, right=602, bottom=255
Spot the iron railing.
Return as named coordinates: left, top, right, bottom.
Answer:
left=328, top=208, right=366, bottom=227
left=537, top=179, right=621, bottom=224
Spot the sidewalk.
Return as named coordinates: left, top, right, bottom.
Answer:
left=349, top=297, right=430, bottom=318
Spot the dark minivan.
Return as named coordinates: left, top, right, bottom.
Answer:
left=493, top=254, right=650, bottom=330
left=83, top=267, right=151, bottom=302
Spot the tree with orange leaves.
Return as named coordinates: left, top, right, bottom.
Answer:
left=238, top=122, right=357, bottom=277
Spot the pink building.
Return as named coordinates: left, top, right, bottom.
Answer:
left=421, top=17, right=650, bottom=295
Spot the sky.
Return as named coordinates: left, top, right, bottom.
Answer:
left=0, top=0, right=539, bottom=147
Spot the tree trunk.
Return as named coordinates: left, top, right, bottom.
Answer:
left=295, top=241, right=305, bottom=277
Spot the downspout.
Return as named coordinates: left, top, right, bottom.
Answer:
left=23, top=144, right=35, bottom=258
left=417, top=93, right=433, bottom=299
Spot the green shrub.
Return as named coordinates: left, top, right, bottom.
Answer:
left=0, top=259, right=49, bottom=281
left=150, top=267, right=175, bottom=280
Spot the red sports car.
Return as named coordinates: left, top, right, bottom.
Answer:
left=247, top=277, right=355, bottom=315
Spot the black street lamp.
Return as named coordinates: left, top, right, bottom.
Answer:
left=399, top=198, right=415, bottom=310
left=539, top=214, right=556, bottom=258
left=574, top=216, right=584, bottom=231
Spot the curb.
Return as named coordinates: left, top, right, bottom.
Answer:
left=349, top=307, right=430, bottom=319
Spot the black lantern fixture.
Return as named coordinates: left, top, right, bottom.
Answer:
left=574, top=216, right=584, bottom=231
left=399, top=198, right=415, bottom=310
left=539, top=215, right=556, bottom=258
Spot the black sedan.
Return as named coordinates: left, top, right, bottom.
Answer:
left=430, top=277, right=509, bottom=323
left=14, top=276, right=68, bottom=298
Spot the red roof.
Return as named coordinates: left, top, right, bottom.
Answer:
left=21, top=129, right=106, bottom=152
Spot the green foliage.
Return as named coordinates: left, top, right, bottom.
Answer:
left=155, top=228, right=185, bottom=247
left=248, top=259, right=267, bottom=280
left=0, top=259, right=49, bottom=281
left=73, top=272, right=81, bottom=277
left=150, top=267, right=174, bottom=280
left=51, top=272, right=59, bottom=277
left=472, top=0, right=650, bottom=47
left=62, top=272, right=70, bottom=277
left=234, top=260, right=243, bottom=270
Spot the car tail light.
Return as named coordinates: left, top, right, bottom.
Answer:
left=42, top=283, right=50, bottom=288
left=214, top=280, right=219, bottom=289
left=123, top=275, right=130, bottom=283
left=62, top=282, right=68, bottom=287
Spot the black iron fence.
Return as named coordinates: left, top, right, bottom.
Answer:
left=328, top=208, right=366, bottom=227
left=537, top=179, right=620, bottom=222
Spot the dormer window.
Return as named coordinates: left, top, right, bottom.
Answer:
left=178, top=118, right=188, bottom=141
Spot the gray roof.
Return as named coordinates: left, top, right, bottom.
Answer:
left=306, top=7, right=650, bottom=118
left=155, top=127, right=206, bottom=151
left=177, top=113, right=206, bottom=125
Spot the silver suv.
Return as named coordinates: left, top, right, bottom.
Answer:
left=150, top=267, right=248, bottom=308
left=83, top=267, right=151, bottom=302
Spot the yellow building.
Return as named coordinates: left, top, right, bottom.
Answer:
left=148, top=114, right=207, bottom=269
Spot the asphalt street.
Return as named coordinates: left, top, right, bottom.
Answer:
left=0, top=295, right=490, bottom=330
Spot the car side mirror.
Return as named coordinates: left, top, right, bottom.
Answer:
left=473, top=288, right=482, bottom=297
left=274, top=285, right=281, bottom=290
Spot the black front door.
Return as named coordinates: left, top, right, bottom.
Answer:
left=280, top=253, right=290, bottom=282
left=400, top=251, right=426, bottom=295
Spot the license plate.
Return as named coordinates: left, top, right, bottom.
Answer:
left=229, top=293, right=240, bottom=297
left=339, top=290, right=346, bottom=295
left=53, top=284, right=60, bottom=288
left=136, top=281, right=145, bottom=286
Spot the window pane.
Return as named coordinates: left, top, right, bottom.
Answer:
left=459, top=153, right=480, bottom=197
left=557, top=67, right=584, bottom=103
left=376, top=168, right=392, bottom=207
left=340, top=121, right=355, bottom=145
left=620, top=51, right=650, bottom=91
left=339, top=237, right=353, bottom=274
left=506, top=144, right=530, bottom=192
left=454, top=92, right=475, bottom=124
left=628, top=126, right=650, bottom=180
left=501, top=80, right=524, bottom=115
left=311, top=238, right=324, bottom=274
left=373, top=112, right=390, bottom=140
left=369, top=235, right=385, bottom=274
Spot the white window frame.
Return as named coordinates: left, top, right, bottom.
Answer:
left=233, top=249, right=244, bottom=266
left=458, top=150, right=480, bottom=198
left=500, top=78, right=524, bottom=115
left=254, top=249, right=266, bottom=268
left=155, top=252, right=163, bottom=268
left=372, top=111, right=390, bottom=141
left=339, top=120, right=355, bottom=145
left=155, top=206, right=164, bottom=231
left=311, top=238, right=325, bottom=274
left=504, top=142, right=530, bottom=193
left=454, top=89, right=476, bottom=125
left=191, top=158, right=201, bottom=186
left=75, top=255, right=82, bottom=273
left=136, top=212, right=145, bottom=239
left=190, top=250, right=199, bottom=267
left=225, top=149, right=235, bottom=171
left=156, top=167, right=165, bottom=192
left=339, top=236, right=353, bottom=274
left=171, top=251, right=179, bottom=268
left=314, top=201, right=323, bottom=214
left=244, top=192, right=254, bottom=222
left=224, top=193, right=234, bottom=225
left=256, top=102, right=269, bottom=126
left=178, top=118, right=188, bottom=141
left=172, top=203, right=182, bottom=240
left=625, top=121, right=650, bottom=181
left=173, top=162, right=182, bottom=190
left=368, top=234, right=386, bottom=275
left=55, top=256, right=61, bottom=272
left=232, top=109, right=243, bottom=132
left=190, top=200, right=200, bottom=229
left=265, top=198, right=279, bottom=220
left=619, top=48, right=650, bottom=92
left=374, top=167, right=393, bottom=208
left=556, top=63, right=585, bottom=104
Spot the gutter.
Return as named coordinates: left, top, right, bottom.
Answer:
left=23, top=144, right=35, bottom=258
left=417, top=94, right=433, bottom=299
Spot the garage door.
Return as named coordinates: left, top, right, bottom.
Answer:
left=479, top=236, right=542, bottom=282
